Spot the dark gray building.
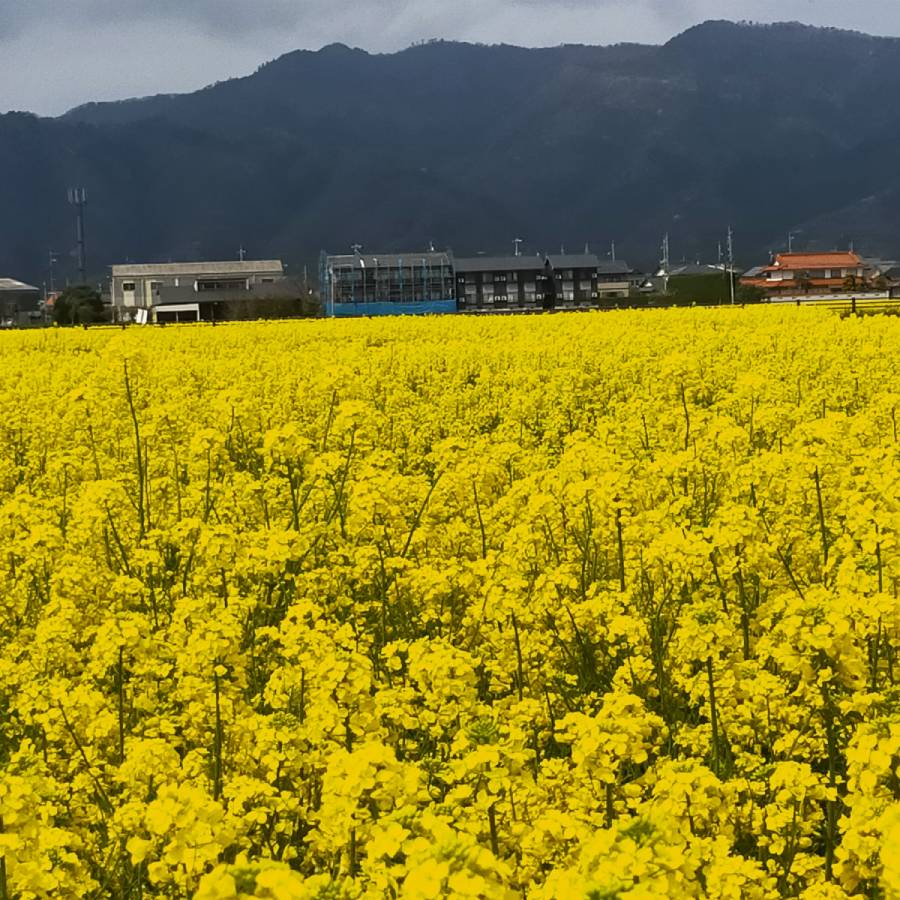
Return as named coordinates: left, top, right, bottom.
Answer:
left=110, top=260, right=289, bottom=322
left=0, top=278, right=41, bottom=326
left=454, top=254, right=601, bottom=310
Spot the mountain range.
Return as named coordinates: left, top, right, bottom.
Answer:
left=3, top=19, right=900, bottom=286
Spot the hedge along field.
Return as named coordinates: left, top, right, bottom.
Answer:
left=1, top=309, right=900, bottom=900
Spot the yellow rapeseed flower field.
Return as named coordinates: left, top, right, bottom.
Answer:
left=1, top=308, right=900, bottom=899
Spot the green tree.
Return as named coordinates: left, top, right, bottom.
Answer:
left=735, top=283, right=767, bottom=304
left=52, top=285, right=106, bottom=325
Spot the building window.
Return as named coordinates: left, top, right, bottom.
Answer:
left=123, top=282, right=136, bottom=292
left=197, top=279, right=248, bottom=292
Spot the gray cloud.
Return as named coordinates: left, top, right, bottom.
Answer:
left=3, top=0, right=900, bottom=114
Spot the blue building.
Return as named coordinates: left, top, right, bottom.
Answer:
left=320, top=250, right=456, bottom=317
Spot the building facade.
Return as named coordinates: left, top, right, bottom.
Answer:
left=0, top=277, right=41, bottom=326
left=110, top=260, right=288, bottom=322
left=321, top=251, right=456, bottom=317
left=594, top=261, right=636, bottom=299
left=740, top=251, right=871, bottom=297
left=454, top=254, right=601, bottom=310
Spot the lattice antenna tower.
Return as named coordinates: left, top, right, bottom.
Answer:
left=67, top=187, right=87, bottom=284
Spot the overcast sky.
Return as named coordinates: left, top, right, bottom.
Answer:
left=3, top=0, right=900, bottom=115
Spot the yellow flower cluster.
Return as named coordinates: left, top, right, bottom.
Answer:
left=0, top=308, right=899, bottom=898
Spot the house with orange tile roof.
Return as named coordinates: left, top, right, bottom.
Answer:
left=740, top=251, right=874, bottom=296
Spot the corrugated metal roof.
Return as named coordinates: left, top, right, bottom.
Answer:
left=456, top=253, right=604, bottom=274
left=547, top=254, right=602, bottom=269
left=112, top=260, right=284, bottom=277
left=455, top=256, right=548, bottom=273
left=596, top=261, right=632, bottom=275
left=0, top=277, right=39, bottom=292
left=668, top=263, right=726, bottom=276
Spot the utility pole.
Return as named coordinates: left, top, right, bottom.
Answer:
left=788, top=232, right=795, bottom=253
left=67, top=188, right=87, bottom=284
left=727, top=226, right=736, bottom=305
left=610, top=240, right=616, bottom=262
left=659, top=233, right=671, bottom=295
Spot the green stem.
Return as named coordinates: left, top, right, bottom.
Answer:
left=0, top=815, right=8, bottom=900
left=213, top=670, right=224, bottom=801
left=707, top=656, right=720, bottom=777
left=117, top=648, right=126, bottom=765
left=487, top=803, right=500, bottom=856
left=813, top=467, right=829, bottom=572
left=615, top=505, right=626, bottom=592
left=511, top=613, right=525, bottom=701
left=123, top=361, right=146, bottom=540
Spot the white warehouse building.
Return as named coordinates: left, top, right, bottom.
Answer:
left=110, top=260, right=287, bottom=322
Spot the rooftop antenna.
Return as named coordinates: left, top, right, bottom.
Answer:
left=788, top=232, right=795, bottom=253
left=609, top=240, right=617, bottom=262
left=67, top=187, right=87, bottom=284
left=238, top=245, right=246, bottom=262
left=351, top=243, right=363, bottom=255
left=585, top=241, right=590, bottom=254
left=513, top=238, right=523, bottom=257
left=428, top=239, right=435, bottom=252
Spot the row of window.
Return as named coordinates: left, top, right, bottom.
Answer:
left=462, top=283, right=591, bottom=294
left=120, top=278, right=277, bottom=295
left=461, top=289, right=594, bottom=304
left=459, top=271, right=595, bottom=284
left=768, top=268, right=865, bottom=281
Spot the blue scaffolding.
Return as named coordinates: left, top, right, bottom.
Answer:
left=320, top=249, right=457, bottom=317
